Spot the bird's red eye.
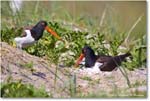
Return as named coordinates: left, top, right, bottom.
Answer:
left=41, top=22, right=45, bottom=26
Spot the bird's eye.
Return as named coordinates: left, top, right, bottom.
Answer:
left=41, top=22, right=45, bottom=26
left=82, top=49, right=86, bottom=53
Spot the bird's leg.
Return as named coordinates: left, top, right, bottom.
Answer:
left=16, top=43, right=20, bottom=49
left=18, top=44, right=22, bottom=50
left=18, top=44, right=26, bottom=57
left=16, top=43, right=22, bottom=50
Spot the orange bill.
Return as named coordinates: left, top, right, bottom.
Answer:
left=74, top=53, right=85, bottom=68
left=45, top=26, right=62, bottom=40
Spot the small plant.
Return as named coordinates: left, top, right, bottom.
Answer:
left=19, top=61, right=34, bottom=70
left=122, top=36, right=146, bottom=70
left=18, top=61, right=35, bottom=72
left=1, top=27, right=23, bottom=45
left=69, top=73, right=77, bottom=97
left=23, top=61, right=34, bottom=69
left=1, top=81, right=50, bottom=97
left=77, top=90, right=109, bottom=98
left=81, top=76, right=92, bottom=81
left=131, top=80, right=146, bottom=88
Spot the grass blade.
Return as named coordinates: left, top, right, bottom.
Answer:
left=124, top=14, right=144, bottom=45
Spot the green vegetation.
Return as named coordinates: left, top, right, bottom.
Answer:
left=81, top=76, right=93, bottom=81
left=1, top=81, right=50, bottom=98
left=19, top=61, right=34, bottom=69
left=1, top=20, right=146, bottom=69
left=1, top=27, right=23, bottom=45
left=1, top=1, right=147, bottom=98
left=18, top=61, right=35, bottom=72
left=77, top=88, right=146, bottom=98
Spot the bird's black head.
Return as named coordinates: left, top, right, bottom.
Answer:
left=82, top=45, right=95, bottom=56
left=30, top=20, right=48, bottom=40
left=36, top=20, right=48, bottom=28
left=82, top=45, right=97, bottom=67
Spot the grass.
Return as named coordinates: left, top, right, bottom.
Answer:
left=77, top=86, right=146, bottom=98
left=81, top=76, right=93, bottom=81
left=20, top=61, right=34, bottom=69
left=17, top=61, right=35, bottom=73
left=131, top=80, right=147, bottom=88
left=69, top=73, right=77, bottom=97
left=1, top=1, right=147, bottom=98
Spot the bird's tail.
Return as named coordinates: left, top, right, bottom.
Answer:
left=122, top=52, right=131, bottom=58
left=113, top=52, right=132, bottom=65
left=14, top=37, right=21, bottom=42
left=14, top=37, right=23, bottom=48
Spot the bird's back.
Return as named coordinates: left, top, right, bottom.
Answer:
left=99, top=53, right=131, bottom=71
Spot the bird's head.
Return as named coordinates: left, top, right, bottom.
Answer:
left=74, top=45, right=95, bottom=67
left=32, top=20, right=63, bottom=40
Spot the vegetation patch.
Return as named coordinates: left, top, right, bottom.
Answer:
left=1, top=81, right=51, bottom=98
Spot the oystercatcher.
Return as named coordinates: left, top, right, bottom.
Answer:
left=14, top=20, right=62, bottom=49
left=75, top=45, right=131, bottom=71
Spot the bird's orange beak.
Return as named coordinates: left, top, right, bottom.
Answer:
left=45, top=26, right=62, bottom=40
left=74, top=53, right=85, bottom=68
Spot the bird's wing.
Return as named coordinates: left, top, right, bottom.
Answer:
left=21, top=31, right=27, bottom=37
left=23, top=25, right=34, bottom=30
left=96, top=55, right=112, bottom=63
left=20, top=26, right=34, bottom=37
left=99, top=57, right=117, bottom=71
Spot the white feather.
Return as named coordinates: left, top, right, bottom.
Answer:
left=78, top=62, right=103, bottom=75
left=79, top=58, right=85, bottom=65
left=14, top=30, right=36, bottom=48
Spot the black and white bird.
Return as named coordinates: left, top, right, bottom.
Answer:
left=75, top=45, right=131, bottom=71
left=14, top=20, right=62, bottom=49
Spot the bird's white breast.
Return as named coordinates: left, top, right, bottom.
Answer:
left=78, top=62, right=103, bottom=75
left=23, top=30, right=35, bottom=43
left=79, top=58, right=85, bottom=65
left=93, top=62, right=103, bottom=71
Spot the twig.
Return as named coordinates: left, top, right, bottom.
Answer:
left=124, top=14, right=144, bottom=45
left=112, top=57, right=131, bottom=88
left=99, top=7, right=107, bottom=27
